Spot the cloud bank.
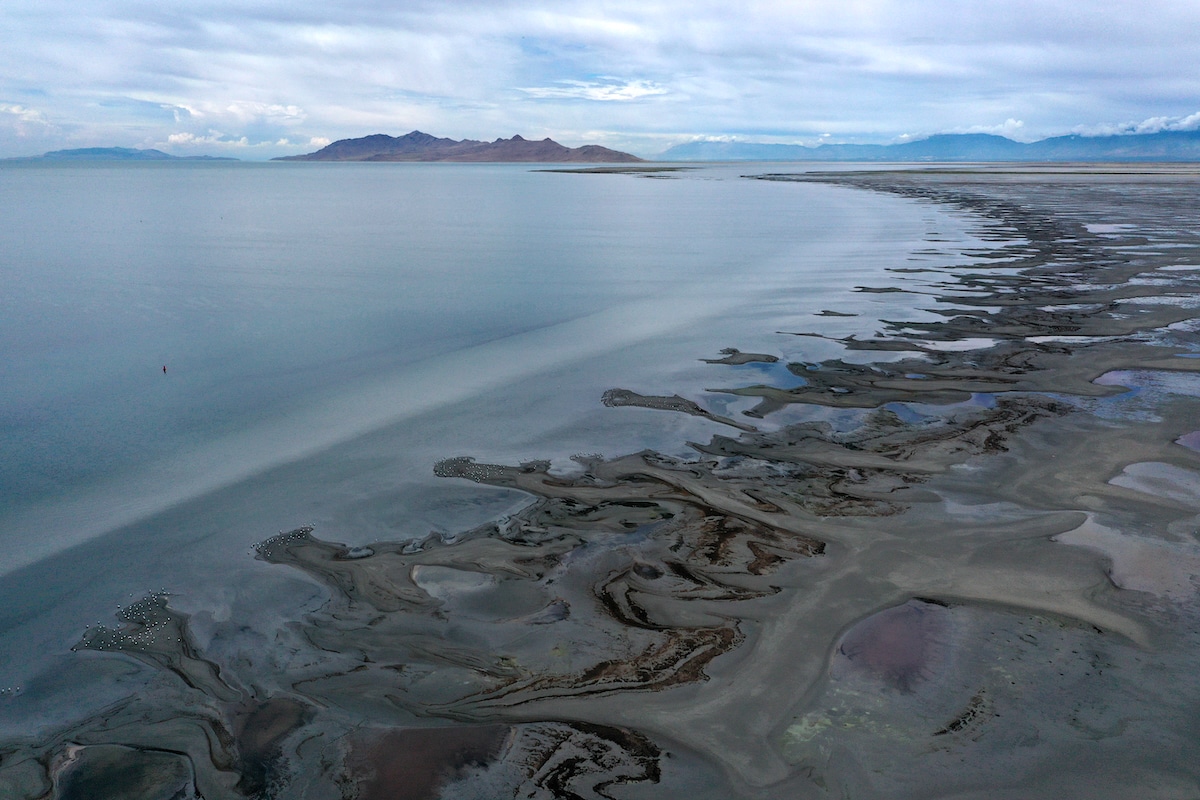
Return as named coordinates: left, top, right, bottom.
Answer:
left=2, top=0, right=1199, bottom=157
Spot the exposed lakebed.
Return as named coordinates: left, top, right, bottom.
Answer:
left=3, top=167, right=1200, bottom=799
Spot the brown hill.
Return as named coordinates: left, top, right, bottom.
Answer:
left=275, top=131, right=642, bottom=163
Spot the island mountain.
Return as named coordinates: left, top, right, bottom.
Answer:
left=6, top=147, right=237, bottom=161
left=276, top=131, right=642, bottom=163
left=660, top=129, right=1200, bottom=161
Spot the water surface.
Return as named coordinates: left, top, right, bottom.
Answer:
left=0, top=161, right=972, bottom=714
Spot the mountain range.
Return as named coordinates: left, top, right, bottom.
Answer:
left=7, top=147, right=238, bottom=161
left=275, top=131, right=642, bottom=162
left=659, top=130, right=1200, bottom=161
left=11, top=129, right=1199, bottom=164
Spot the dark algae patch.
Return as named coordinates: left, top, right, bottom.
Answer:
left=4, top=169, right=1200, bottom=798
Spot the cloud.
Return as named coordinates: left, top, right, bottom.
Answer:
left=220, top=102, right=306, bottom=125
left=0, top=104, right=56, bottom=137
left=520, top=79, right=667, bottom=101
left=160, top=101, right=305, bottom=126
left=165, top=131, right=249, bottom=147
left=1073, top=110, right=1200, bottom=137
left=0, top=104, right=46, bottom=124
left=153, top=102, right=316, bottom=153
left=942, top=118, right=1029, bottom=141
left=4, top=0, right=1200, bottom=156
left=159, top=129, right=331, bottom=153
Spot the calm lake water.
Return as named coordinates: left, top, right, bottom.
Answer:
left=0, top=161, right=977, bottom=731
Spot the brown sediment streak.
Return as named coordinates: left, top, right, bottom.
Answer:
left=255, top=524, right=575, bottom=614
left=431, top=626, right=743, bottom=719
left=502, top=722, right=662, bottom=799
left=712, top=340, right=1200, bottom=415
left=19, top=171, right=1200, bottom=798
left=233, top=697, right=314, bottom=796
left=602, top=388, right=759, bottom=431
left=932, top=689, right=992, bottom=737
left=700, top=347, right=781, bottom=365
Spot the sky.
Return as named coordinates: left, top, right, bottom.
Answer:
left=3, top=0, right=1200, bottom=159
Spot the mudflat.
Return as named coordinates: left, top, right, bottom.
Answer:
left=3, top=168, right=1200, bottom=799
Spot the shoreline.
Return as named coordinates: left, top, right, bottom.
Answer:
left=4, top=169, right=1200, bottom=798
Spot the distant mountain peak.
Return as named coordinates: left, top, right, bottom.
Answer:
left=8, top=146, right=238, bottom=162
left=659, top=129, right=1200, bottom=162
left=276, top=131, right=642, bottom=163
